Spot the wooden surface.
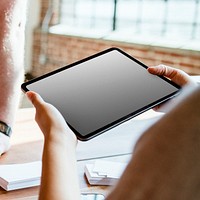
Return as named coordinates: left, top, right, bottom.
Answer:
left=0, top=108, right=133, bottom=199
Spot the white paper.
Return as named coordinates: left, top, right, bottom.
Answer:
left=85, top=160, right=128, bottom=186
left=0, top=161, right=41, bottom=191
left=93, top=160, right=127, bottom=179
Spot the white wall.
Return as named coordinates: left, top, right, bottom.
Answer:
left=25, top=0, right=41, bottom=72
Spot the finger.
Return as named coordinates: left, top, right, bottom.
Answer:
left=148, top=65, right=178, bottom=78
left=26, top=91, right=45, bottom=108
left=148, top=65, right=191, bottom=86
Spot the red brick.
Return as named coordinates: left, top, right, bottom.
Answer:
left=31, top=30, right=200, bottom=77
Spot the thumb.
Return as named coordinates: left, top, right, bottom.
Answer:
left=26, top=91, right=45, bottom=108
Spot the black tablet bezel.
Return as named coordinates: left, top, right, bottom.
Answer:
left=21, top=47, right=180, bottom=141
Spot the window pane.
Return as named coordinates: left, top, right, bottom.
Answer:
left=61, top=0, right=114, bottom=31
left=60, top=0, right=200, bottom=40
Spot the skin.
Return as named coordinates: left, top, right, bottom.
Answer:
left=107, top=85, right=200, bottom=200
left=27, top=65, right=200, bottom=200
left=148, top=65, right=197, bottom=111
left=147, top=65, right=194, bottom=87
left=27, top=92, right=80, bottom=200
left=0, top=0, right=27, bottom=155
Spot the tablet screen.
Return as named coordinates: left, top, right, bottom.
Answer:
left=22, top=48, right=180, bottom=140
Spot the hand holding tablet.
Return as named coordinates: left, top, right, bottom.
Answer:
left=21, top=48, right=180, bottom=141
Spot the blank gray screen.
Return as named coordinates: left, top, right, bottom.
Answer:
left=27, top=50, right=178, bottom=136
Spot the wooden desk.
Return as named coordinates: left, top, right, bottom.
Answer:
left=0, top=108, right=133, bottom=200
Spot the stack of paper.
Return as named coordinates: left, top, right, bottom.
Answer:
left=85, top=160, right=127, bottom=186
left=0, top=161, right=41, bottom=191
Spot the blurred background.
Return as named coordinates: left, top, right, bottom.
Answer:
left=25, top=0, right=200, bottom=81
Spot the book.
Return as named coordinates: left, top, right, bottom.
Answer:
left=0, top=161, right=41, bottom=191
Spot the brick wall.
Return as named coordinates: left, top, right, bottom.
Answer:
left=31, top=0, right=200, bottom=77
left=31, top=29, right=200, bottom=77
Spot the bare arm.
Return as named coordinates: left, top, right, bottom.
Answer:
left=107, top=86, right=200, bottom=200
left=26, top=72, right=200, bottom=200
left=27, top=92, right=81, bottom=200
left=0, top=0, right=28, bottom=155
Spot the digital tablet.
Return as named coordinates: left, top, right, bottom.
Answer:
left=21, top=48, right=180, bottom=141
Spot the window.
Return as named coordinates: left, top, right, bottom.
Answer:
left=59, top=0, right=200, bottom=41
left=60, top=0, right=115, bottom=33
